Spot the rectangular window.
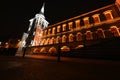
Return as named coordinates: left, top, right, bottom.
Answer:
left=75, top=20, right=80, bottom=29
left=48, top=29, right=51, bottom=35
left=68, top=22, right=73, bottom=30
left=52, top=27, right=56, bottom=34
left=83, top=17, right=89, bottom=26
left=45, top=30, right=47, bottom=35
left=103, top=10, right=113, bottom=20
left=62, top=24, right=66, bottom=31
left=57, top=25, right=61, bottom=32
left=92, top=14, right=100, bottom=23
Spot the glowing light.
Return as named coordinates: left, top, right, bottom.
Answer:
left=61, top=46, right=70, bottom=52
left=116, top=0, right=120, bottom=4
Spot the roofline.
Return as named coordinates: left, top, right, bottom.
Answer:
left=49, top=3, right=115, bottom=27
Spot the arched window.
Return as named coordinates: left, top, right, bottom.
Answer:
left=110, top=26, right=120, bottom=37
left=42, top=39, right=46, bottom=45
left=40, top=40, right=43, bottom=45
left=51, top=37, right=55, bottom=44
left=103, top=10, right=113, bottom=20
left=69, top=34, right=74, bottom=42
left=40, top=39, right=46, bottom=45
left=85, top=31, right=93, bottom=40
left=62, top=35, right=67, bottom=43
left=96, top=28, right=105, bottom=39
left=45, top=38, right=50, bottom=45
left=76, top=32, right=82, bottom=41
left=56, top=36, right=61, bottom=44
left=49, top=38, right=53, bottom=45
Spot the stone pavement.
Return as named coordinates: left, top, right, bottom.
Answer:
left=0, top=55, right=120, bottom=80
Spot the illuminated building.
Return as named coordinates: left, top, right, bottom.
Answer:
left=16, top=1, right=120, bottom=56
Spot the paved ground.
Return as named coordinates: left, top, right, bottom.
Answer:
left=0, top=55, right=120, bottom=80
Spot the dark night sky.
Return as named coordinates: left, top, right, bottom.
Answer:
left=0, top=0, right=115, bottom=41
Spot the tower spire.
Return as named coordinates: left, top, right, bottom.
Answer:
left=40, top=3, right=45, bottom=14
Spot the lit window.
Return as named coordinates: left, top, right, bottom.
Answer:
left=43, top=39, right=46, bottom=45
left=75, top=20, right=80, bottom=29
left=56, top=36, right=61, bottom=44
left=62, top=24, right=66, bottom=31
left=85, top=31, right=93, bottom=40
left=69, top=34, right=74, bottom=42
left=40, top=40, right=44, bottom=45
left=83, top=17, right=89, bottom=26
left=103, top=10, right=113, bottom=20
left=92, top=14, right=100, bottom=23
left=46, top=38, right=50, bottom=45
left=48, top=29, right=51, bottom=35
left=52, top=27, right=56, bottom=34
left=68, top=22, right=73, bottom=30
left=40, top=39, right=46, bottom=45
left=110, top=26, right=120, bottom=37
left=41, top=31, right=43, bottom=37
left=62, top=35, right=67, bottom=43
left=96, top=28, right=105, bottom=39
left=45, top=30, right=47, bottom=36
left=76, top=32, right=82, bottom=41
left=49, top=38, right=52, bottom=45
left=51, top=37, right=55, bottom=44
left=57, top=26, right=61, bottom=32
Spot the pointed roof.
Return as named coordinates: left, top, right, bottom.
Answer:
left=40, top=3, right=45, bottom=14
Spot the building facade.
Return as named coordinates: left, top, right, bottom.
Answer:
left=17, top=1, right=120, bottom=56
